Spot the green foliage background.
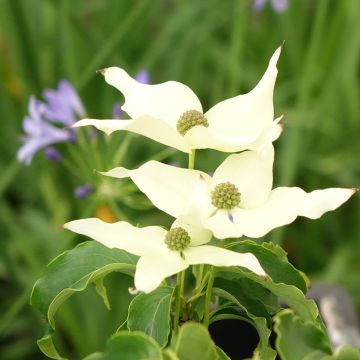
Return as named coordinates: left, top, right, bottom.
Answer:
left=0, top=0, right=359, bottom=358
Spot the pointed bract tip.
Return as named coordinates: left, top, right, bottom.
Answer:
left=96, top=68, right=108, bottom=76
left=58, top=223, right=65, bottom=230
left=128, top=287, right=140, bottom=295
left=279, top=40, right=285, bottom=49
left=351, top=187, right=359, bottom=193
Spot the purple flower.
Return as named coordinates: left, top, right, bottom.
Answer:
left=112, top=102, right=123, bottom=119
left=74, top=183, right=93, bottom=199
left=17, top=97, right=74, bottom=165
left=44, top=147, right=62, bottom=162
left=135, top=70, right=150, bottom=85
left=253, top=0, right=288, bottom=13
left=42, top=80, right=85, bottom=126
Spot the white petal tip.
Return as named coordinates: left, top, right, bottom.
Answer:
left=128, top=287, right=140, bottom=295
left=99, top=167, right=130, bottom=179
left=270, top=45, right=282, bottom=66
left=96, top=68, right=108, bottom=76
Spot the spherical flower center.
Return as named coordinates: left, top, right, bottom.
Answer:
left=165, top=227, right=191, bottom=251
left=176, top=110, right=209, bottom=136
left=211, top=182, right=241, bottom=210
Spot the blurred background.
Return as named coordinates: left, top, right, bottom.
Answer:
left=1, top=0, right=359, bottom=358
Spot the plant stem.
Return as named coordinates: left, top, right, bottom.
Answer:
left=174, top=270, right=185, bottom=333
left=203, top=266, right=216, bottom=328
left=188, top=149, right=196, bottom=169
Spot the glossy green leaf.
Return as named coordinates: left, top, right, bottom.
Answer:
left=219, top=241, right=318, bottom=322
left=227, top=240, right=307, bottom=293
left=30, top=241, right=137, bottom=359
left=215, top=346, right=231, bottom=360
left=37, top=326, right=65, bottom=360
left=83, top=331, right=163, bottom=360
left=31, top=241, right=136, bottom=326
left=213, top=278, right=277, bottom=360
left=274, top=309, right=332, bottom=360
left=172, top=322, right=218, bottom=360
left=127, top=286, right=174, bottom=347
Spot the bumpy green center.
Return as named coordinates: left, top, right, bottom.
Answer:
left=165, top=227, right=191, bottom=251
left=176, top=110, right=209, bottom=136
left=211, top=182, right=241, bottom=210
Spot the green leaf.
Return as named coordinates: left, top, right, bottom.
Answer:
left=83, top=331, right=163, bottom=360
left=215, top=346, right=231, bottom=360
left=30, top=241, right=137, bottom=359
left=213, top=278, right=277, bottom=360
left=37, top=326, right=65, bottom=360
left=327, top=346, right=360, bottom=360
left=227, top=240, right=308, bottom=293
left=219, top=241, right=319, bottom=322
left=127, top=286, right=175, bottom=347
left=163, top=348, right=180, bottom=360
left=274, top=309, right=332, bottom=360
left=31, top=241, right=136, bottom=326
left=172, top=322, right=218, bottom=360
left=95, top=277, right=111, bottom=310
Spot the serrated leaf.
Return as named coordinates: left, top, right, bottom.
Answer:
left=30, top=241, right=137, bottom=359
left=127, top=286, right=174, bottom=347
left=172, top=322, right=218, bottom=360
left=274, top=309, right=332, bottom=360
left=83, top=331, right=163, bottom=360
left=227, top=240, right=307, bottom=293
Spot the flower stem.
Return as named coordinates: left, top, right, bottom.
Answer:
left=174, top=270, right=185, bottom=333
left=203, top=266, right=216, bottom=328
left=188, top=149, right=196, bottom=170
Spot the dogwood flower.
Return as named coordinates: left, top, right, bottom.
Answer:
left=101, top=148, right=355, bottom=239
left=72, top=47, right=283, bottom=153
left=63, top=218, right=266, bottom=293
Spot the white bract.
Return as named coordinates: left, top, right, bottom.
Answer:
left=63, top=218, right=266, bottom=293
left=72, top=47, right=283, bottom=153
left=101, top=148, right=355, bottom=239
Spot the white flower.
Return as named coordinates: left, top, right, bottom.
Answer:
left=101, top=147, right=355, bottom=239
left=72, top=47, right=283, bottom=153
left=63, top=218, right=266, bottom=293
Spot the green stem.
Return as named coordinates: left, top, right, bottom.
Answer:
left=188, top=149, right=196, bottom=169
left=195, top=264, right=204, bottom=289
left=203, top=266, right=216, bottom=328
left=174, top=270, right=185, bottom=333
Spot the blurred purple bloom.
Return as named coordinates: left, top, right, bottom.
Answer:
left=17, top=97, right=74, bottom=165
left=42, top=80, right=85, bottom=126
left=112, top=102, right=123, bottom=119
left=74, top=183, right=93, bottom=199
left=253, top=0, right=288, bottom=13
left=135, top=70, right=150, bottom=84
left=44, top=147, right=62, bottom=162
